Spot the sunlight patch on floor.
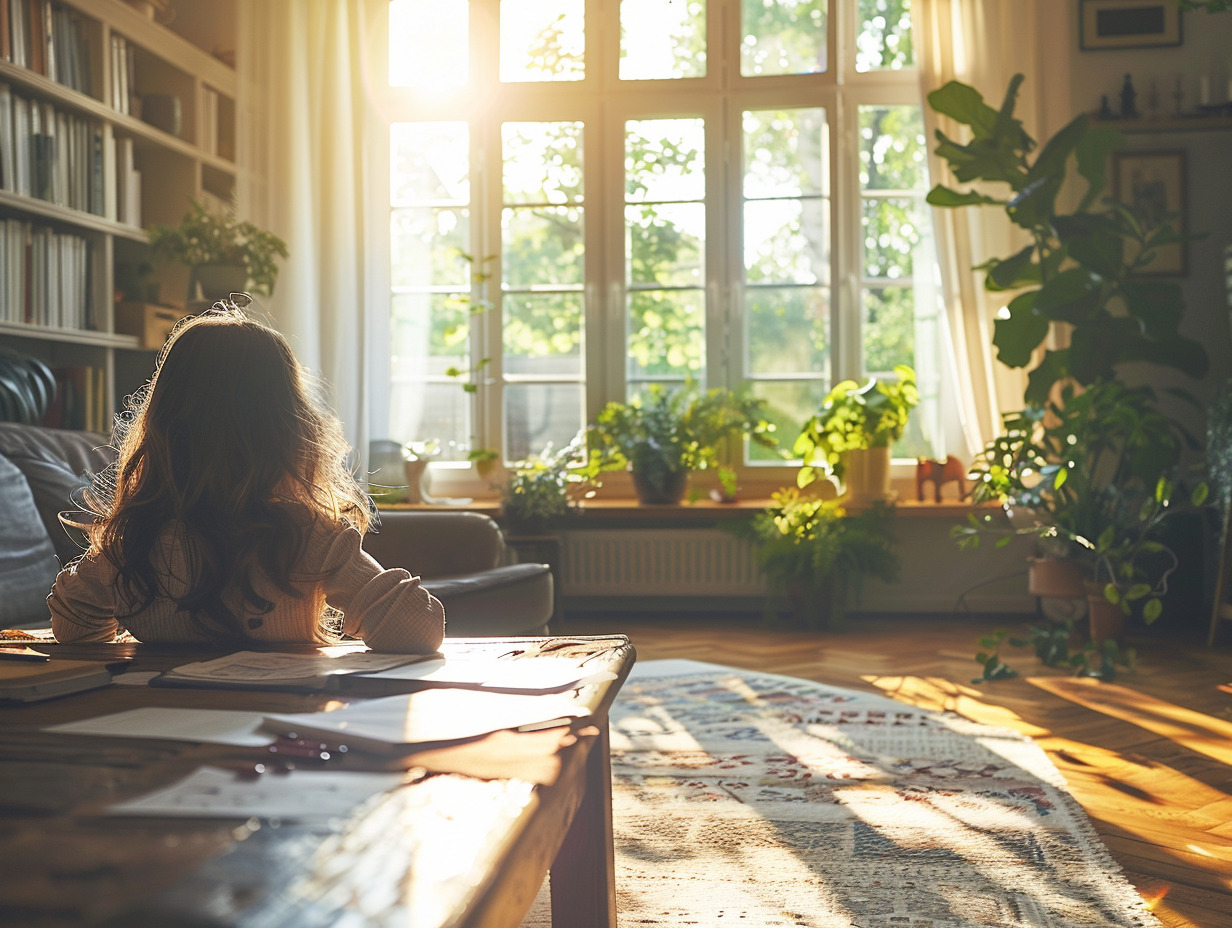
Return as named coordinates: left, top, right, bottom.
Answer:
left=1027, top=676, right=1232, bottom=767
left=860, top=674, right=1051, bottom=736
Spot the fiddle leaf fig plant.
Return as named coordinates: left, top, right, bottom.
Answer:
left=926, top=73, right=1207, bottom=404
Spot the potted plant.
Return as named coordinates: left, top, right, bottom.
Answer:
left=731, top=488, right=899, bottom=629
left=793, top=364, right=918, bottom=504
left=501, top=437, right=589, bottom=535
left=583, top=384, right=777, bottom=505
left=147, top=198, right=289, bottom=300
left=956, top=379, right=1208, bottom=637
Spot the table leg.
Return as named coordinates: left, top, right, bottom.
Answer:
left=549, top=721, right=616, bottom=928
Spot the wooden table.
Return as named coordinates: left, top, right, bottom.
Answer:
left=0, top=635, right=635, bottom=927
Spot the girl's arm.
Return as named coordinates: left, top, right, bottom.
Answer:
left=47, top=555, right=123, bottom=643
left=319, top=525, right=446, bottom=654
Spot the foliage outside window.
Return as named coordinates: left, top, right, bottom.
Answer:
left=378, top=0, right=937, bottom=490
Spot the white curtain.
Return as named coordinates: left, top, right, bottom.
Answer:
left=235, top=0, right=380, bottom=472
left=914, top=0, right=1072, bottom=458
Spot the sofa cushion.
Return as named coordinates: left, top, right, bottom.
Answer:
left=0, top=424, right=113, bottom=564
left=0, top=453, right=59, bottom=628
left=424, top=563, right=554, bottom=637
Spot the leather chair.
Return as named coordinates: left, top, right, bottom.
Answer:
left=362, top=510, right=554, bottom=637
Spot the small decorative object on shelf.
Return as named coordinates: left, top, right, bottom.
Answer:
left=915, top=455, right=965, bottom=503
left=1120, top=73, right=1137, bottom=119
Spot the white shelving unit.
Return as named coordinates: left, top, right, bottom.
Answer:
left=0, top=0, right=236, bottom=428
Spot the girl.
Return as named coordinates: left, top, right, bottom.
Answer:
left=48, top=300, right=445, bottom=654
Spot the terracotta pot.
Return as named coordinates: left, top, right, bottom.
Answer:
left=631, top=468, right=688, bottom=505
left=1085, top=583, right=1126, bottom=644
left=842, top=446, right=894, bottom=505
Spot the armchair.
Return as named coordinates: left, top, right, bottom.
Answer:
left=362, top=511, right=554, bottom=637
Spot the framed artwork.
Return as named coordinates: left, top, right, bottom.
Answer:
left=1112, top=150, right=1187, bottom=276
left=1080, top=0, right=1182, bottom=50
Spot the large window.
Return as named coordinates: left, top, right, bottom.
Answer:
left=378, top=0, right=935, bottom=489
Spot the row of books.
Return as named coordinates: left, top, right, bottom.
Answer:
left=2, top=0, right=95, bottom=96
left=109, top=33, right=137, bottom=116
left=0, top=217, right=95, bottom=331
left=41, top=363, right=107, bottom=432
left=0, top=83, right=105, bottom=215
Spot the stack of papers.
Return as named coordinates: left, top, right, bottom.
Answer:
left=152, top=649, right=433, bottom=692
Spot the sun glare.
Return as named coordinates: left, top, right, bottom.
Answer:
left=389, top=0, right=469, bottom=91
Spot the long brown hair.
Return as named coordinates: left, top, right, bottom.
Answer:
left=86, top=302, right=371, bottom=639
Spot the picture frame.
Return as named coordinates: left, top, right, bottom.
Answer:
left=1080, top=0, right=1182, bottom=50
left=1112, top=150, right=1187, bottom=276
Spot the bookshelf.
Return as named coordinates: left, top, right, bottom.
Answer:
left=0, top=0, right=236, bottom=430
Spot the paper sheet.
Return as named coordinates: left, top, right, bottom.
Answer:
left=163, top=649, right=428, bottom=684
left=107, top=766, right=404, bottom=819
left=360, top=656, right=616, bottom=693
left=47, top=707, right=275, bottom=747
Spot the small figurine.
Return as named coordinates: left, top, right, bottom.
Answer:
left=1098, top=94, right=1115, bottom=120
left=915, top=455, right=966, bottom=503
left=1120, top=74, right=1138, bottom=119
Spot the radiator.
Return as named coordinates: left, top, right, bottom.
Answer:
left=558, top=529, right=766, bottom=597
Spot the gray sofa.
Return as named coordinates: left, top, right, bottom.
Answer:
left=0, top=422, right=552, bottom=636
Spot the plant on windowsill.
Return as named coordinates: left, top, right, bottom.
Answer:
left=581, top=384, right=778, bottom=505
left=500, top=436, right=590, bottom=535
left=793, top=364, right=918, bottom=505
left=730, top=488, right=899, bottom=630
left=443, top=251, right=501, bottom=473
left=147, top=198, right=289, bottom=300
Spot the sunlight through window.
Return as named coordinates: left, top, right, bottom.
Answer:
left=388, top=0, right=468, bottom=90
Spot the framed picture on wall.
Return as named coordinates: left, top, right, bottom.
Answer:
left=1112, top=150, right=1187, bottom=276
left=1080, top=0, right=1182, bottom=50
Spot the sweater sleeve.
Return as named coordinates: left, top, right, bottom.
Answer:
left=317, top=524, right=446, bottom=654
left=47, top=554, right=123, bottom=644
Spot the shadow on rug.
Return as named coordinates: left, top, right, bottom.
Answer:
left=521, top=659, right=1160, bottom=928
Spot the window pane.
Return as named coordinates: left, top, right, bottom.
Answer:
left=863, top=286, right=915, bottom=373
left=620, top=0, right=706, bottom=80
left=504, top=383, right=585, bottom=462
left=503, top=292, right=583, bottom=375
left=859, top=105, right=926, bottom=191
left=500, top=0, right=584, bottom=82
left=743, top=108, right=828, bottom=199
left=391, top=208, right=470, bottom=289
left=502, top=122, right=583, bottom=204
left=749, top=380, right=828, bottom=461
left=391, top=123, right=469, bottom=206
left=390, top=292, right=471, bottom=461
left=502, top=207, right=584, bottom=287
left=746, top=286, right=828, bottom=374
left=626, top=203, right=705, bottom=288
left=627, top=290, right=705, bottom=383
left=625, top=119, right=706, bottom=203
left=391, top=291, right=468, bottom=365
left=861, top=197, right=922, bottom=279
left=741, top=0, right=827, bottom=77
left=855, top=0, right=915, bottom=72
left=744, top=200, right=827, bottom=286
left=389, top=0, right=468, bottom=90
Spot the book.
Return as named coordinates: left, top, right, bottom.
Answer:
left=152, top=649, right=440, bottom=694
left=0, top=657, right=113, bottom=703
left=261, top=689, right=590, bottom=755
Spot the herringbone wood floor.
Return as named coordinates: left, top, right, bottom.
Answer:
left=564, top=610, right=1232, bottom=928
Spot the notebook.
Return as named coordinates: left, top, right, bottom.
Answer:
left=0, top=659, right=115, bottom=703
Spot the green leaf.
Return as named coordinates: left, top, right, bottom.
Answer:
left=1034, top=268, right=1099, bottom=322
left=995, top=535, right=1012, bottom=548
left=926, top=185, right=1004, bottom=208
left=1125, top=583, right=1152, bottom=601
left=1007, top=175, right=1063, bottom=230
left=1024, top=350, right=1070, bottom=405
left=1026, top=113, right=1087, bottom=186
left=1052, top=214, right=1125, bottom=279
left=927, top=81, right=1000, bottom=135
left=1192, top=483, right=1210, bottom=506
left=986, top=245, right=1038, bottom=291
left=992, top=291, right=1048, bottom=368
left=975, top=651, right=990, bottom=664
left=1122, top=280, right=1184, bottom=335
left=1074, top=124, right=1123, bottom=211
left=1104, top=583, right=1120, bottom=604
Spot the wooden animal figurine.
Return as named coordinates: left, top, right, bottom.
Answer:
left=916, top=455, right=965, bottom=502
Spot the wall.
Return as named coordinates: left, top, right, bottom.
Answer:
left=1066, top=2, right=1232, bottom=398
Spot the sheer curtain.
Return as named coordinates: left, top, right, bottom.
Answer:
left=235, top=0, right=383, bottom=471
left=914, top=0, right=1072, bottom=458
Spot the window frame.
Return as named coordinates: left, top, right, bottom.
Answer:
left=372, top=0, right=929, bottom=498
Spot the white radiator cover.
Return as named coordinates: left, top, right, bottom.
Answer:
left=559, top=528, right=766, bottom=597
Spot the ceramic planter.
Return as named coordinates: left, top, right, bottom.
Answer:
left=842, top=446, right=894, bottom=505
left=631, top=468, right=688, bottom=505
left=1085, top=582, right=1125, bottom=644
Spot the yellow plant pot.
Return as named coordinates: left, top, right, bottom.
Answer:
left=842, top=446, right=894, bottom=505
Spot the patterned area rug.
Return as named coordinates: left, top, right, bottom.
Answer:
left=521, top=659, right=1160, bottom=928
